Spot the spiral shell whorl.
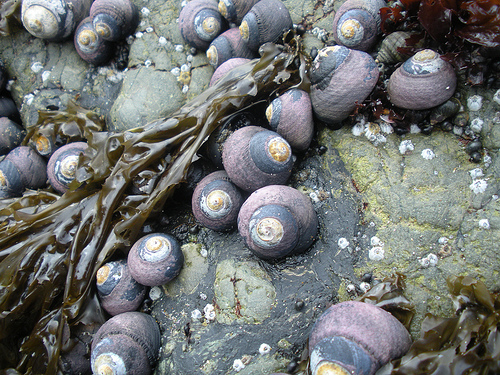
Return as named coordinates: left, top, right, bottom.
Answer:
left=207, top=27, right=255, bottom=68
left=47, top=142, right=88, bottom=194
left=74, top=17, right=115, bottom=65
left=375, top=31, right=424, bottom=64
left=90, top=0, right=139, bottom=41
left=218, top=0, right=261, bottom=24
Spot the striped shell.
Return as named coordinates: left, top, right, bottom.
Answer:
left=387, top=49, right=457, bottom=110
left=90, top=0, right=139, bottom=41
left=376, top=31, right=424, bottom=64
left=74, top=17, right=115, bottom=66
left=207, top=27, right=255, bottom=68
left=21, top=0, right=93, bottom=41
left=218, top=0, right=261, bottom=24
left=332, top=0, right=386, bottom=51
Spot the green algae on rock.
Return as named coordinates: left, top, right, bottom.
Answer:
left=0, top=36, right=310, bottom=374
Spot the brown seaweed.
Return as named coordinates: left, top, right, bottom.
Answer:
left=0, top=37, right=310, bottom=374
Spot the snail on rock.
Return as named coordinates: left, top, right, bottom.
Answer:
left=207, top=27, right=255, bottom=68
left=90, top=0, right=139, bottom=42
left=74, top=16, right=115, bottom=66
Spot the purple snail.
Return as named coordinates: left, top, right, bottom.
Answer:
left=0, top=117, right=24, bottom=156
left=239, top=0, right=293, bottom=51
left=266, top=88, right=314, bottom=152
left=192, top=170, right=245, bottom=231
left=237, top=185, right=318, bottom=260
left=332, top=0, right=386, bottom=52
left=128, top=233, right=184, bottom=287
left=96, top=259, right=148, bottom=316
left=21, top=0, right=93, bottom=41
left=309, top=46, right=379, bottom=125
left=218, top=0, right=261, bottom=24
left=91, top=312, right=161, bottom=375
left=308, top=301, right=412, bottom=375
left=387, top=49, right=457, bottom=110
left=179, top=0, right=227, bottom=51
left=74, top=17, right=115, bottom=66
left=209, top=57, right=252, bottom=86
left=47, top=141, right=88, bottom=194
left=90, top=0, right=139, bottom=42
left=207, top=27, right=255, bottom=68
left=222, top=126, right=294, bottom=192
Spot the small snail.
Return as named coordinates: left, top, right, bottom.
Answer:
left=91, top=312, right=161, bottom=375
left=218, top=0, right=261, bottom=24
left=308, top=301, right=412, bottom=375
left=239, top=0, right=293, bottom=51
left=96, top=259, right=148, bottom=316
left=376, top=31, right=424, bottom=64
left=0, top=117, right=24, bottom=156
left=192, top=170, right=245, bottom=231
left=47, top=142, right=87, bottom=194
left=179, top=0, right=227, bottom=51
left=387, top=49, right=457, bottom=110
left=74, top=17, right=115, bottom=66
left=207, top=27, right=255, bottom=68
left=222, top=126, right=294, bottom=192
left=209, top=57, right=252, bottom=86
left=21, top=0, right=93, bottom=41
left=309, top=46, right=379, bottom=125
left=237, top=185, right=318, bottom=259
left=429, top=97, right=461, bottom=125
left=266, top=88, right=314, bottom=152
left=90, top=0, right=139, bottom=42
left=332, top=0, right=386, bottom=52
left=127, top=233, right=184, bottom=287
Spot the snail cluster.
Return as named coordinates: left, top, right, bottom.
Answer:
left=21, top=0, right=139, bottom=65
left=0, top=63, right=24, bottom=158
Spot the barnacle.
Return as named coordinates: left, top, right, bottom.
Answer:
left=0, top=35, right=309, bottom=374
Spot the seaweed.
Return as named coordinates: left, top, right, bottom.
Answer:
left=0, top=36, right=310, bottom=374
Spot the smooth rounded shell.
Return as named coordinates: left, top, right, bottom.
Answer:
left=47, top=142, right=88, bottom=194
left=96, top=259, right=147, bottom=316
left=266, top=88, right=314, bottom=152
left=332, top=0, right=386, bottom=51
left=128, top=233, right=184, bottom=286
left=5, top=146, right=47, bottom=190
left=0, top=97, right=21, bottom=122
left=239, top=0, right=293, bottom=50
left=387, top=49, right=457, bottom=110
left=90, top=0, right=139, bottom=41
left=218, top=0, right=261, bottom=24
left=0, top=159, right=24, bottom=198
left=222, top=126, right=294, bottom=192
left=309, top=46, right=379, bottom=124
left=21, top=0, right=93, bottom=41
left=0, top=117, right=24, bottom=156
left=237, top=185, right=318, bottom=259
left=308, top=301, right=412, bottom=375
left=179, top=0, right=226, bottom=51
left=74, top=17, right=115, bottom=66
left=91, top=312, right=160, bottom=375
left=207, top=27, right=255, bottom=68
left=209, top=57, right=251, bottom=86
left=192, top=170, right=245, bottom=231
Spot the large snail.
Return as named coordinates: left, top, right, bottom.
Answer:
left=332, top=0, right=386, bottom=52
left=90, top=0, right=139, bottom=42
left=21, top=0, right=93, bottom=41
left=309, top=46, right=379, bottom=125
left=74, top=16, right=115, bottom=66
left=218, top=0, right=261, bottom=24
left=237, top=185, right=318, bottom=259
left=0, top=117, right=24, bottom=156
left=47, top=142, right=87, bottom=194
left=387, top=49, right=457, bottom=110
left=308, top=301, right=412, bottom=375
left=207, top=27, right=255, bottom=68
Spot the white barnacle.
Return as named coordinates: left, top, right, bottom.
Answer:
left=410, top=124, right=421, bottom=133
left=199, top=292, right=207, bottom=300
left=493, top=89, right=500, bottom=105
left=259, top=343, right=271, bottom=355
left=478, top=218, right=490, bottom=229
left=41, top=70, right=51, bottom=82
left=149, top=286, right=162, bottom=300
left=191, top=309, right=202, bottom=320
left=469, top=168, right=484, bottom=180
left=399, top=139, right=414, bottom=155
left=141, top=7, right=150, bottom=16
left=351, top=122, right=364, bottom=136
left=204, top=304, right=215, bottom=321
left=470, top=118, right=484, bottom=133
left=337, top=237, right=349, bottom=249
left=182, top=85, right=189, bottom=94
left=470, top=179, right=487, bottom=194
left=135, top=31, right=144, bottom=38
left=421, top=149, right=436, bottom=160
left=233, top=359, right=245, bottom=372
left=144, top=59, right=152, bottom=67
left=31, top=62, right=43, bottom=73
left=158, top=36, right=167, bottom=46
left=438, top=236, right=448, bottom=244
left=145, top=26, right=154, bottom=33
left=427, top=253, right=438, bottom=266
left=170, top=67, right=181, bottom=76
left=467, top=95, right=483, bottom=111
left=359, top=282, right=371, bottom=293
left=419, top=257, right=430, bottom=268
left=368, top=246, right=384, bottom=261
left=370, top=236, right=383, bottom=246
left=175, top=44, right=184, bottom=53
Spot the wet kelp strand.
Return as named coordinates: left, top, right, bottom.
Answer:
left=0, top=39, right=309, bottom=374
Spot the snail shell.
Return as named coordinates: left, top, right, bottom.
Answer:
left=309, top=46, right=379, bottom=125
left=209, top=57, right=252, bottom=86
left=0, top=159, right=24, bottom=199
left=387, top=49, right=457, bottom=110
left=376, top=31, right=424, bottom=64
left=266, top=88, right=314, bottom=152
left=429, top=97, right=461, bottom=125
left=207, top=27, right=255, bottom=68
left=179, top=0, right=226, bottom=51
left=0, top=97, right=21, bottom=123
left=0, top=117, right=24, bottom=156
left=239, top=0, right=293, bottom=51
left=128, top=233, right=184, bottom=287
left=192, top=170, right=245, bottom=231
left=90, top=0, right=139, bottom=42
left=308, top=301, right=411, bottom=375
left=222, top=126, right=294, bottom=192
left=74, top=17, right=115, bottom=66
left=21, top=0, right=93, bottom=41
left=5, top=146, right=47, bottom=190
left=218, top=0, right=261, bottom=24
left=91, top=312, right=161, bottom=375
left=47, top=141, right=87, bottom=194
left=238, top=185, right=318, bottom=259
left=332, top=0, right=386, bottom=52
left=96, top=259, right=148, bottom=316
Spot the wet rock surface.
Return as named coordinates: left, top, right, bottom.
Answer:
left=1, top=0, right=500, bottom=374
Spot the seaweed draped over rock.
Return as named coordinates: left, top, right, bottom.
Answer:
left=0, top=39, right=309, bottom=374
